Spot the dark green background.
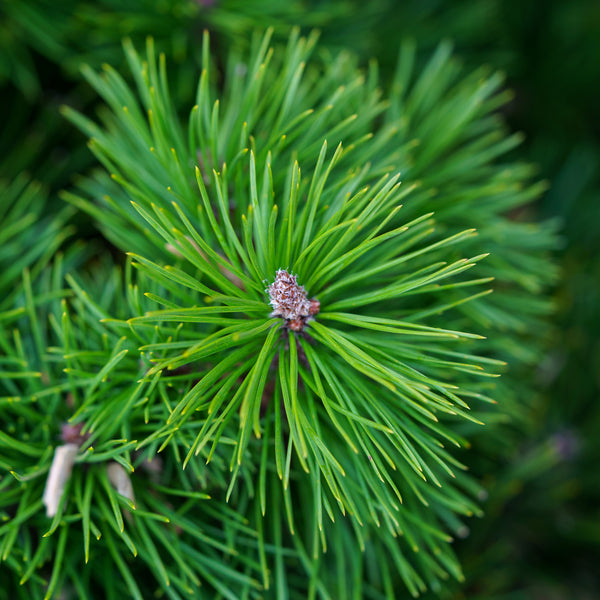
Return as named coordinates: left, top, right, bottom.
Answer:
left=1, top=1, right=598, bottom=597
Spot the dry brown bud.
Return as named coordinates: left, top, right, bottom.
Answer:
left=267, top=270, right=312, bottom=320
left=288, top=318, right=304, bottom=331
left=308, top=299, right=320, bottom=316
left=61, top=422, right=90, bottom=445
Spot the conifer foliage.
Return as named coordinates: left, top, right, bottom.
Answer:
left=1, top=25, right=557, bottom=600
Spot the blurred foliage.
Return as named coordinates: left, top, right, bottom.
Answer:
left=361, top=2, right=599, bottom=598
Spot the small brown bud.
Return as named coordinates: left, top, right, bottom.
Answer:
left=288, top=318, right=304, bottom=331
left=61, top=422, right=90, bottom=446
left=267, top=270, right=321, bottom=333
left=267, top=270, right=311, bottom=320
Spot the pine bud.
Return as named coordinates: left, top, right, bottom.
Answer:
left=267, top=270, right=312, bottom=320
left=267, top=270, right=320, bottom=332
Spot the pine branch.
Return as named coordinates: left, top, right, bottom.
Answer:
left=0, top=24, right=560, bottom=598
left=0, top=258, right=265, bottom=599
left=54, top=30, right=559, bottom=596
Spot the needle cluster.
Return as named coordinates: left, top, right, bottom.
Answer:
left=0, top=27, right=558, bottom=600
